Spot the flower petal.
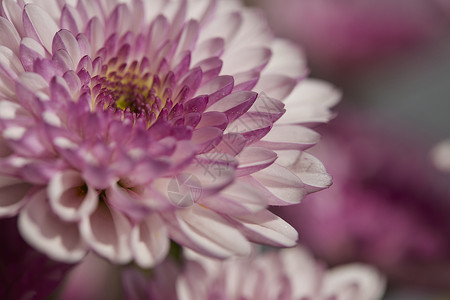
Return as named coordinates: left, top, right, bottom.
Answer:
left=233, top=210, right=298, bottom=247
left=48, top=170, right=98, bottom=221
left=23, top=4, right=60, bottom=53
left=80, top=202, right=133, bottom=264
left=18, top=189, right=87, bottom=262
left=0, top=175, right=32, bottom=217
left=168, top=204, right=252, bottom=258
left=131, top=214, right=170, bottom=268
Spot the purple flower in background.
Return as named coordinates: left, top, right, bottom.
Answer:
left=273, top=110, right=450, bottom=289
left=0, top=217, right=72, bottom=300
left=256, top=0, right=448, bottom=74
left=122, top=246, right=385, bottom=300
left=0, top=0, right=339, bottom=267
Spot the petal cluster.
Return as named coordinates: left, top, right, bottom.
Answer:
left=122, top=246, right=386, bottom=300
left=0, top=0, right=338, bottom=266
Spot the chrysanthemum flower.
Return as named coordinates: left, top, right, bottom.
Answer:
left=122, top=246, right=386, bottom=300
left=0, top=0, right=338, bottom=267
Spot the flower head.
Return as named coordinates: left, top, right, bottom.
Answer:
left=0, top=0, right=338, bottom=266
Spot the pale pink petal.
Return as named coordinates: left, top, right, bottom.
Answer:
left=1, top=0, right=24, bottom=36
left=198, top=181, right=267, bottom=215
left=233, top=210, right=298, bottom=247
left=48, top=170, right=98, bottom=221
left=255, top=124, right=320, bottom=150
left=131, top=214, right=170, bottom=268
left=251, top=163, right=306, bottom=205
left=18, top=189, right=87, bottom=262
left=171, top=204, right=252, bottom=258
left=0, top=17, right=21, bottom=54
left=323, top=264, right=386, bottom=300
left=0, top=45, right=23, bottom=78
left=221, top=47, right=271, bottom=75
left=276, top=150, right=332, bottom=193
left=236, top=147, right=277, bottom=176
left=278, top=79, right=341, bottom=125
left=52, top=29, right=82, bottom=66
left=23, top=4, right=60, bottom=53
left=0, top=175, right=32, bottom=217
left=80, top=202, right=133, bottom=264
left=253, top=74, right=297, bottom=100
left=262, top=39, right=307, bottom=79
left=191, top=37, right=224, bottom=65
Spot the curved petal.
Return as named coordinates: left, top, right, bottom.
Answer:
left=80, top=202, right=133, bottom=264
left=250, top=163, right=306, bottom=205
left=0, top=175, right=32, bottom=217
left=18, top=189, right=87, bottom=262
left=233, top=210, right=298, bottom=247
left=322, top=264, right=386, bottom=300
left=168, top=204, right=252, bottom=258
left=23, top=4, right=60, bottom=53
left=255, top=125, right=320, bottom=150
left=131, top=214, right=170, bottom=268
left=276, top=150, right=332, bottom=193
left=48, top=170, right=98, bottom=221
left=278, top=79, right=341, bottom=125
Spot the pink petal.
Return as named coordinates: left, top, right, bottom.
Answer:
left=52, top=29, right=82, bottom=66
left=225, top=114, right=272, bottom=145
left=233, top=210, right=298, bottom=247
left=80, top=202, right=133, bottom=264
left=23, top=4, right=60, bottom=53
left=191, top=126, right=223, bottom=153
left=169, top=204, right=252, bottom=258
left=19, top=37, right=46, bottom=71
left=206, top=91, right=257, bottom=122
left=18, top=189, right=87, bottom=262
left=48, top=170, right=98, bottom=221
left=131, top=214, right=170, bottom=268
left=0, top=176, right=32, bottom=217
left=196, top=111, right=228, bottom=130
left=60, top=4, right=83, bottom=34
left=197, top=75, right=234, bottom=105
left=176, top=19, right=199, bottom=55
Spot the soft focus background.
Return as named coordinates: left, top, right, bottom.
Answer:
left=246, top=0, right=450, bottom=299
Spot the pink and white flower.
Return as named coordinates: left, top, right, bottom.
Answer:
left=0, top=0, right=338, bottom=266
left=176, top=246, right=386, bottom=300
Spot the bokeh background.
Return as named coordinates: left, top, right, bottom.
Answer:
left=245, top=0, right=450, bottom=299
